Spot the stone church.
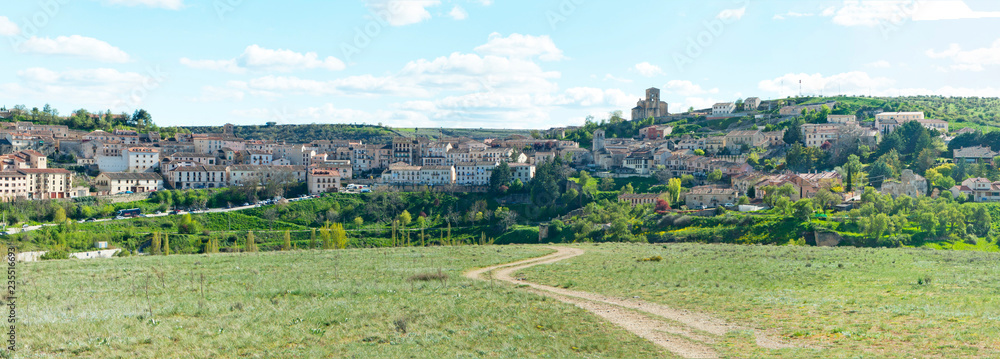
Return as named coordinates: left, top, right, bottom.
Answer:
left=631, top=87, right=669, bottom=121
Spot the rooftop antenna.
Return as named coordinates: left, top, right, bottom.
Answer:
left=799, top=79, right=802, bottom=98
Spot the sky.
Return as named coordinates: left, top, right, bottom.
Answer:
left=2, top=0, right=1000, bottom=129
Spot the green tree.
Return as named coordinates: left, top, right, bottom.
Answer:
left=694, top=149, right=706, bottom=156
left=599, top=177, right=616, bottom=191
left=282, top=230, right=291, bottom=251
left=53, top=207, right=66, bottom=223
left=246, top=231, right=257, bottom=252
left=813, top=189, right=839, bottom=213
left=331, top=223, right=348, bottom=249
left=397, top=210, right=412, bottom=227
left=970, top=206, right=992, bottom=236
left=353, top=216, right=364, bottom=228
left=621, top=183, right=634, bottom=194
left=667, top=178, right=682, bottom=203
left=792, top=199, right=814, bottom=221
left=916, top=148, right=939, bottom=173
left=489, top=161, right=512, bottom=193
left=844, top=154, right=865, bottom=192
left=162, top=233, right=170, bottom=256
left=310, top=228, right=317, bottom=249
left=707, top=169, right=723, bottom=183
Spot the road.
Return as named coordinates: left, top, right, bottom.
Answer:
left=465, top=246, right=794, bottom=358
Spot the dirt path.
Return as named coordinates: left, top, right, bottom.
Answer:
left=464, top=246, right=794, bottom=359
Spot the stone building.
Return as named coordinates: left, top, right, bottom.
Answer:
left=631, top=87, right=669, bottom=121
left=881, top=169, right=927, bottom=198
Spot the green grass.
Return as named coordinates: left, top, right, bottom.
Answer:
left=14, top=246, right=668, bottom=358
left=518, top=242, right=1000, bottom=358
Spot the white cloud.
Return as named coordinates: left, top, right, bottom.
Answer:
left=16, top=35, right=131, bottom=63
left=449, top=6, right=468, bottom=20
left=474, top=0, right=493, bottom=5
left=474, top=32, right=566, bottom=61
left=717, top=6, right=746, bottom=21
left=179, top=58, right=244, bottom=74
left=239, top=45, right=345, bottom=72
left=3, top=67, right=156, bottom=109
left=191, top=86, right=245, bottom=103
left=0, top=16, right=19, bottom=36
left=365, top=0, right=441, bottom=26
left=865, top=60, right=891, bottom=68
left=926, top=39, right=1000, bottom=71
left=101, top=0, right=185, bottom=10
left=827, top=0, right=1000, bottom=27
left=758, top=71, right=894, bottom=97
left=633, top=62, right=664, bottom=77
left=180, top=45, right=345, bottom=73
left=233, top=104, right=435, bottom=127
left=603, top=74, right=633, bottom=83
left=664, top=80, right=719, bottom=96
left=773, top=11, right=814, bottom=20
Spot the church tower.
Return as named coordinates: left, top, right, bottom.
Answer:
left=593, top=130, right=606, bottom=153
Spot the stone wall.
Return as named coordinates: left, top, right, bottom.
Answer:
left=815, top=231, right=843, bottom=247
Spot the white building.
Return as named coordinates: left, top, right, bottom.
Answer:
left=95, top=172, right=164, bottom=194
left=712, top=102, right=736, bottom=115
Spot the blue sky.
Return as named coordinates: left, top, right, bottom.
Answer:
left=2, top=0, right=1000, bottom=129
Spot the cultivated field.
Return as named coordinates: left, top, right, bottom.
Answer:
left=13, top=246, right=667, bottom=358
left=519, top=243, right=1000, bottom=358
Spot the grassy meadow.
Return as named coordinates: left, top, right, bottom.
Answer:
left=518, top=243, right=1000, bottom=358
left=12, top=246, right=667, bottom=359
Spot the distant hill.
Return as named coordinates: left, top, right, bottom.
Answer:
left=181, top=124, right=536, bottom=144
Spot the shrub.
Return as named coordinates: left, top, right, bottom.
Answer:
left=407, top=269, right=447, bottom=282
left=637, top=256, right=662, bottom=262
left=41, top=250, right=69, bottom=260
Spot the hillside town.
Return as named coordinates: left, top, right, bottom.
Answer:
left=0, top=87, right=992, bottom=211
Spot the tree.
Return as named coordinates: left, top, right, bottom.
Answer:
left=162, top=233, right=170, bottom=255
left=813, top=189, right=839, bottom=213
left=282, top=230, right=291, bottom=251
left=331, top=223, right=348, bottom=249
left=775, top=196, right=792, bottom=216
left=737, top=196, right=750, bottom=205
left=310, top=228, right=317, bottom=249
left=792, top=199, right=814, bottom=221
left=621, top=183, right=634, bottom=194
left=245, top=231, right=257, bottom=252
left=970, top=206, right=991, bottom=237
left=151, top=232, right=162, bottom=255
left=867, top=160, right=897, bottom=188
left=53, top=207, right=66, bottom=223
left=916, top=148, right=939, bottom=173
left=936, top=176, right=956, bottom=190
left=667, top=178, right=682, bottom=203
left=489, top=161, right=512, bottom=193
left=353, top=216, right=364, bottom=228
left=654, top=198, right=671, bottom=214
left=783, top=119, right=804, bottom=145
left=694, top=149, right=706, bottom=156
left=599, top=177, right=616, bottom=191
left=844, top=154, right=865, bottom=192
left=707, top=169, right=723, bottom=183
left=397, top=210, right=412, bottom=227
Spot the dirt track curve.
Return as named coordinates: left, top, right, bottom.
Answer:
left=464, top=246, right=794, bottom=359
